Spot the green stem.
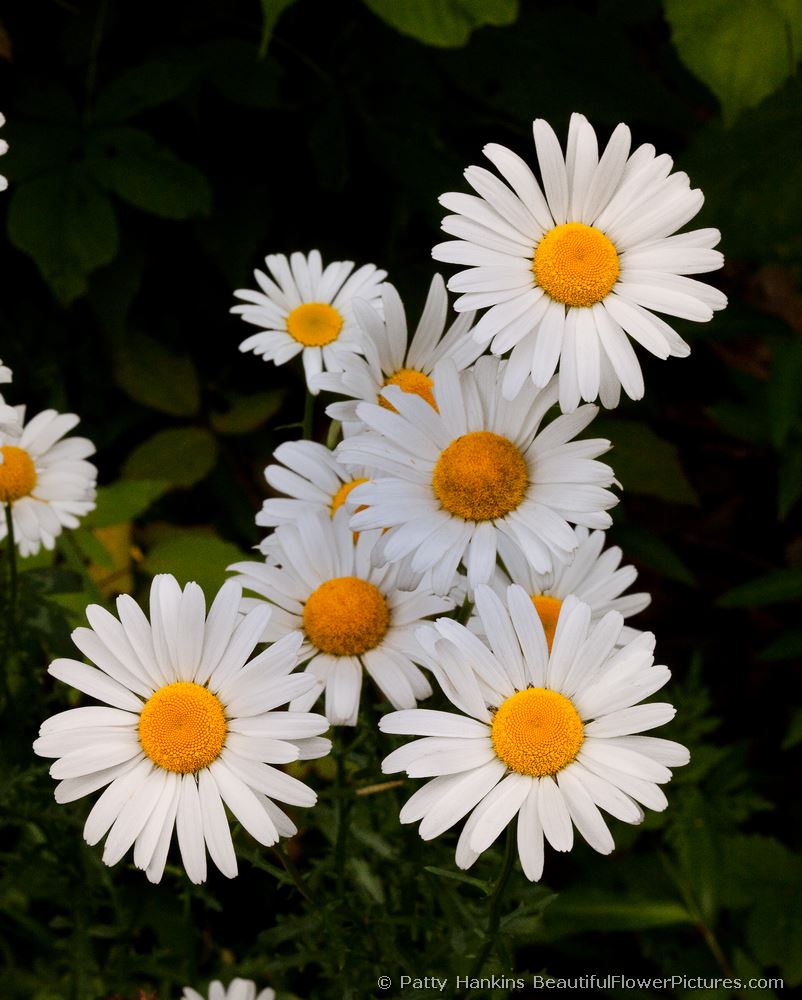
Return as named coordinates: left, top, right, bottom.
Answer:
left=272, top=843, right=317, bottom=905
left=334, top=728, right=352, bottom=897
left=59, top=532, right=103, bottom=604
left=302, top=391, right=315, bottom=440
left=4, top=503, right=17, bottom=625
left=463, top=823, right=517, bottom=995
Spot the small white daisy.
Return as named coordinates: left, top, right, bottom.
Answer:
left=232, top=250, right=387, bottom=392
left=487, top=526, right=650, bottom=649
left=228, top=511, right=454, bottom=726
left=183, top=979, right=275, bottom=1000
left=336, top=356, right=618, bottom=594
left=433, top=112, right=727, bottom=410
left=257, top=439, right=373, bottom=531
left=0, top=112, right=8, bottom=192
left=381, top=585, right=688, bottom=880
left=0, top=405, right=97, bottom=556
left=313, top=274, right=484, bottom=428
left=34, top=575, right=330, bottom=884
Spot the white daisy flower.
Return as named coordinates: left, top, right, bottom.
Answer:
left=0, top=112, right=8, bottom=192
left=228, top=511, right=454, bottom=726
left=33, top=575, right=331, bottom=884
left=0, top=358, right=18, bottom=429
left=487, top=526, right=650, bottom=649
left=336, top=356, right=618, bottom=594
left=381, top=585, right=688, bottom=880
left=183, top=979, right=275, bottom=1000
left=313, top=275, right=484, bottom=428
left=257, top=439, right=373, bottom=531
left=232, top=250, right=387, bottom=393
left=432, top=112, right=727, bottom=410
left=0, top=405, right=97, bottom=556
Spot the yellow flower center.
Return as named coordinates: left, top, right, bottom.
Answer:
left=330, top=477, right=369, bottom=516
left=533, top=222, right=619, bottom=307
left=432, top=431, right=528, bottom=522
left=491, top=687, right=584, bottom=777
left=286, top=302, right=344, bottom=347
left=532, top=594, right=563, bottom=653
left=0, top=445, right=37, bottom=503
left=380, top=368, right=438, bottom=412
left=138, top=682, right=227, bottom=774
left=303, top=576, right=390, bottom=656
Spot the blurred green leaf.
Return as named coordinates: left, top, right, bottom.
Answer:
left=718, top=567, right=802, bottom=607
left=93, top=54, right=205, bottom=122
left=7, top=167, right=118, bottom=304
left=769, top=338, right=802, bottom=448
left=542, top=891, right=692, bottom=937
left=783, top=708, right=802, bottom=749
left=123, top=427, right=218, bottom=487
left=210, top=391, right=285, bottom=434
left=612, top=524, right=696, bottom=585
left=759, top=628, right=802, bottom=663
left=82, top=480, right=170, bottom=528
left=597, top=418, right=699, bottom=505
left=423, top=866, right=490, bottom=893
left=363, top=0, right=518, bottom=47
left=114, top=331, right=201, bottom=417
left=778, top=447, right=802, bottom=519
left=142, top=531, right=248, bottom=598
left=664, top=0, right=802, bottom=124
left=204, top=39, right=281, bottom=107
left=259, top=0, right=298, bottom=56
left=87, top=127, right=212, bottom=220
left=70, top=527, right=115, bottom=570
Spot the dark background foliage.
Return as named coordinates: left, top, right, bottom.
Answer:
left=0, top=1, right=801, bottom=998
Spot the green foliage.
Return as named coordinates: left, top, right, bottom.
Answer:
left=599, top=418, right=700, bottom=505
left=362, top=0, right=519, bottom=47
left=114, top=332, right=201, bottom=417
left=82, top=480, right=170, bottom=529
left=717, top=566, right=802, bottom=607
left=141, top=531, right=249, bottom=598
left=123, top=427, right=219, bottom=487
left=211, top=391, right=285, bottom=434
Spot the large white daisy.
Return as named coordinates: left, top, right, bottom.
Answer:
left=313, top=274, right=483, bottom=428
left=228, top=511, right=454, bottom=726
left=0, top=405, right=97, bottom=556
left=183, top=980, right=275, bottom=1000
left=381, top=585, right=688, bottom=880
left=257, top=439, right=373, bottom=531
left=336, top=356, right=618, bottom=593
left=487, top=526, right=650, bottom=649
left=33, top=575, right=330, bottom=884
left=232, top=250, right=387, bottom=392
left=432, top=112, right=726, bottom=411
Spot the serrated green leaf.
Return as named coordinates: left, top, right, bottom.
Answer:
left=7, top=167, right=118, bottom=304
left=423, top=866, right=490, bottom=894
left=718, top=567, right=802, bottom=607
left=93, top=54, right=206, bottom=122
left=142, top=531, right=248, bottom=599
left=86, top=126, right=211, bottom=220
left=210, top=391, right=284, bottom=434
left=114, top=331, right=201, bottom=417
left=362, top=0, right=519, bottom=47
left=664, top=0, right=802, bottom=125
left=81, top=480, right=170, bottom=529
left=759, top=629, right=802, bottom=663
left=597, top=418, right=699, bottom=505
left=123, top=427, right=218, bottom=488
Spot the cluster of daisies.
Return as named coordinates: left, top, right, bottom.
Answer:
left=23, top=112, right=725, bottom=997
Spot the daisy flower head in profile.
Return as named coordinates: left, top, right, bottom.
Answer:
left=336, top=355, right=618, bottom=594
left=183, top=979, right=275, bottom=1000
left=0, top=112, right=7, bottom=192
left=433, top=112, right=727, bottom=411
left=313, top=274, right=484, bottom=429
left=34, top=575, right=331, bottom=884
left=228, top=510, right=455, bottom=726
left=486, top=526, right=650, bottom=649
left=232, top=249, right=387, bottom=392
left=381, top=584, right=688, bottom=881
left=0, top=405, right=97, bottom=556
left=256, top=438, right=373, bottom=531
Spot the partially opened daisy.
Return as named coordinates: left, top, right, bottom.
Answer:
left=257, top=439, right=373, bottom=530
left=34, top=575, right=330, bottom=884
left=232, top=250, right=386, bottom=391
left=313, top=275, right=484, bottom=427
left=433, top=112, right=726, bottom=410
left=487, top=526, right=649, bottom=648
left=381, top=585, right=688, bottom=880
left=228, top=511, right=454, bottom=726
left=337, top=356, right=618, bottom=593
left=183, top=979, right=275, bottom=1000
left=0, top=405, right=97, bottom=556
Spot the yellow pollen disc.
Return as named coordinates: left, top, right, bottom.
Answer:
left=303, top=576, right=389, bottom=656
left=330, top=477, right=369, bottom=517
left=531, top=594, right=563, bottom=653
left=379, top=368, right=438, bottom=412
left=432, top=431, right=528, bottom=522
left=533, top=222, right=619, bottom=307
left=491, top=687, right=584, bottom=777
left=286, top=302, right=344, bottom=347
left=0, top=446, right=37, bottom=502
left=138, top=682, right=227, bottom=774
